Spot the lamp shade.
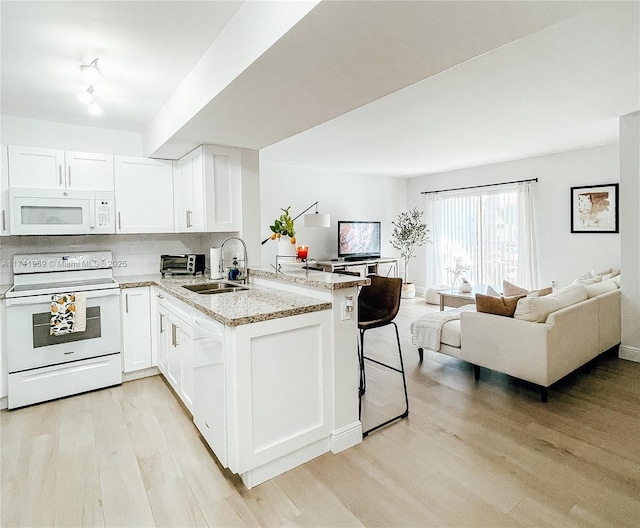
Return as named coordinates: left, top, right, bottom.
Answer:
left=303, top=212, right=331, bottom=228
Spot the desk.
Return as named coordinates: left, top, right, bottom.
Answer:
left=438, top=284, right=499, bottom=311
left=315, top=257, right=400, bottom=278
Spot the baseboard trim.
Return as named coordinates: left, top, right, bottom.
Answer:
left=619, top=344, right=640, bottom=363
left=123, top=366, right=160, bottom=382
left=331, top=421, right=363, bottom=453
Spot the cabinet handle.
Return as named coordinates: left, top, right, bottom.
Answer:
left=186, top=210, right=192, bottom=228
left=118, top=212, right=121, bottom=230
left=171, top=323, right=177, bottom=347
left=1, top=210, right=5, bottom=232
left=68, top=166, right=71, bottom=186
left=159, top=314, right=164, bottom=333
left=156, top=294, right=163, bottom=299
left=59, top=165, right=63, bottom=186
left=125, top=293, right=129, bottom=313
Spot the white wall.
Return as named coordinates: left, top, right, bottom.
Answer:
left=406, top=144, right=621, bottom=290
left=619, top=111, right=640, bottom=363
left=1, top=116, right=144, bottom=157
left=259, top=162, right=407, bottom=268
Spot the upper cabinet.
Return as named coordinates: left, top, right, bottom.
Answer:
left=114, top=156, right=174, bottom=233
left=1, top=145, right=9, bottom=236
left=8, top=146, right=114, bottom=191
left=175, top=145, right=242, bottom=233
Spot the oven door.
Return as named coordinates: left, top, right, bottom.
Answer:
left=5, top=289, right=121, bottom=373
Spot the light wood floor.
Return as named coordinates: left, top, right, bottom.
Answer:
left=2, top=296, right=639, bottom=527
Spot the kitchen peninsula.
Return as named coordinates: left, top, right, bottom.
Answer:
left=119, top=267, right=368, bottom=489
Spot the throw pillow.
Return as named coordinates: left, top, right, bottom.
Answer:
left=528, top=286, right=553, bottom=297
left=475, top=293, right=526, bottom=318
left=514, top=284, right=588, bottom=323
left=503, top=280, right=528, bottom=297
left=486, top=285, right=501, bottom=296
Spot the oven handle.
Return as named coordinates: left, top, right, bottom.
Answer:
left=5, top=288, right=121, bottom=306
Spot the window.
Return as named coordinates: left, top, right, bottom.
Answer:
left=425, top=182, right=537, bottom=289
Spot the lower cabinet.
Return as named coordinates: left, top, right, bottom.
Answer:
left=121, top=287, right=152, bottom=372
left=156, top=294, right=195, bottom=413
left=152, top=290, right=333, bottom=489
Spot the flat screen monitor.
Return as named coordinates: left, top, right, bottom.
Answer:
left=338, top=221, right=381, bottom=260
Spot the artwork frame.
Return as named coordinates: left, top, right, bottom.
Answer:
left=571, top=183, right=619, bottom=233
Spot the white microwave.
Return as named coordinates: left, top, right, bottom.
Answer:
left=9, top=188, right=115, bottom=235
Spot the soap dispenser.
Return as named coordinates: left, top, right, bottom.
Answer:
left=229, top=257, right=240, bottom=281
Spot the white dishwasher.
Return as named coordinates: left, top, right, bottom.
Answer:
left=192, top=314, right=227, bottom=467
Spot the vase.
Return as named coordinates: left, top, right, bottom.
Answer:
left=451, top=275, right=459, bottom=292
left=401, top=282, right=416, bottom=299
left=277, top=236, right=297, bottom=257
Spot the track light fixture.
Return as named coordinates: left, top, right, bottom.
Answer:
left=87, top=101, right=102, bottom=115
left=80, top=58, right=101, bottom=85
left=77, top=85, right=94, bottom=105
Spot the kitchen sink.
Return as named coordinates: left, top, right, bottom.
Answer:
left=182, top=282, right=248, bottom=295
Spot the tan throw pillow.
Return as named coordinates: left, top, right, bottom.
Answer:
left=476, top=293, right=525, bottom=318
left=528, top=286, right=553, bottom=297
left=503, top=280, right=528, bottom=297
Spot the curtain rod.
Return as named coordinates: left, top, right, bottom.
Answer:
left=421, top=178, right=538, bottom=195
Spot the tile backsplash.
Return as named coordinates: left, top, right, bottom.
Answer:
left=0, top=232, right=233, bottom=283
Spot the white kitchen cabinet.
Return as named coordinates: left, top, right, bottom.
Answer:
left=121, top=287, right=152, bottom=372
left=156, top=294, right=195, bottom=413
left=8, top=145, right=114, bottom=191
left=175, top=147, right=205, bottom=232
left=1, top=145, right=9, bottom=236
left=174, top=145, right=242, bottom=233
left=0, top=299, right=7, bottom=402
left=114, top=155, right=174, bottom=233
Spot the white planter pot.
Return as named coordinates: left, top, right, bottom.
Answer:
left=277, top=236, right=297, bottom=257
left=401, top=282, right=416, bottom=299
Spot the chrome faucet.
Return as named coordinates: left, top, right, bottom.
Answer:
left=221, top=236, right=249, bottom=284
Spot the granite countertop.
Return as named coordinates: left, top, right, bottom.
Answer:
left=249, top=265, right=370, bottom=290
left=116, top=273, right=331, bottom=327
left=0, top=284, right=11, bottom=300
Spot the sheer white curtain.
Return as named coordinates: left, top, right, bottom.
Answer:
left=424, top=182, right=537, bottom=289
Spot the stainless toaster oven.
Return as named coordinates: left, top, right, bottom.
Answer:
left=160, top=254, right=206, bottom=277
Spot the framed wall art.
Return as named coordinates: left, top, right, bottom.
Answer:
left=571, top=183, right=619, bottom=233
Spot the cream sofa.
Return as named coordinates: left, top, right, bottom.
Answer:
left=415, top=278, right=621, bottom=402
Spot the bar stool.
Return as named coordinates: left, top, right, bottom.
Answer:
left=358, top=274, right=408, bottom=437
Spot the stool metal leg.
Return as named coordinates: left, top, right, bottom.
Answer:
left=360, top=321, right=409, bottom=437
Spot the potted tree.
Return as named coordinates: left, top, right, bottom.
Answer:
left=390, top=208, right=430, bottom=298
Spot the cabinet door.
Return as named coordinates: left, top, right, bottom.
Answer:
left=121, top=287, right=152, bottom=372
left=176, top=147, right=204, bottom=232
left=66, top=151, right=114, bottom=191
left=178, top=324, right=194, bottom=412
left=1, top=145, right=9, bottom=236
left=8, top=145, right=65, bottom=188
left=0, top=300, right=6, bottom=399
left=114, top=156, right=174, bottom=233
left=207, top=146, right=241, bottom=232
left=167, top=320, right=181, bottom=392
left=156, top=308, right=169, bottom=376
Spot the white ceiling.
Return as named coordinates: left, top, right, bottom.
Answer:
left=1, top=1, right=638, bottom=177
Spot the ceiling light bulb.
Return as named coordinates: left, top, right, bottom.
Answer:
left=77, top=86, right=94, bottom=105
left=87, top=101, right=102, bottom=115
left=80, top=58, right=101, bottom=85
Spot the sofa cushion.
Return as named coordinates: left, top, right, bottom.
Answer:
left=613, top=275, right=621, bottom=287
left=476, top=293, right=525, bottom=317
left=514, top=283, right=588, bottom=323
left=441, top=320, right=462, bottom=348
left=585, top=279, right=618, bottom=298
